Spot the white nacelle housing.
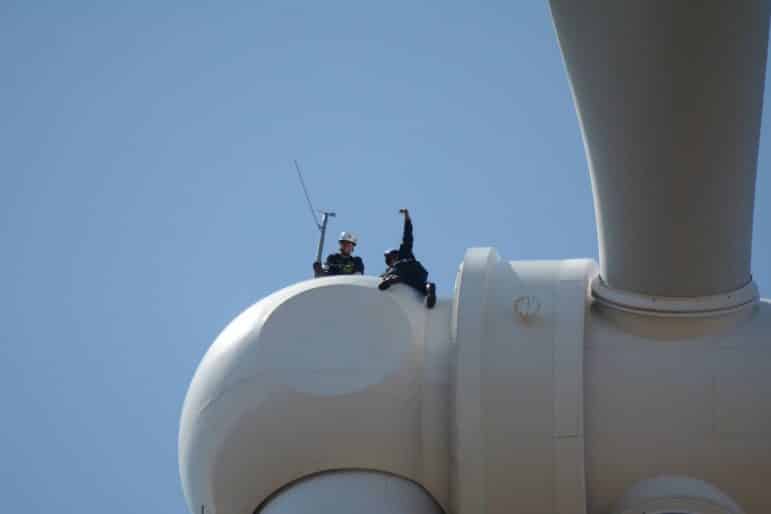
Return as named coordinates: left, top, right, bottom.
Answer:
left=179, top=273, right=454, bottom=514
left=179, top=248, right=771, bottom=514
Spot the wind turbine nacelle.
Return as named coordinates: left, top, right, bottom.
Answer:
left=179, top=251, right=771, bottom=514
left=180, top=1, right=771, bottom=512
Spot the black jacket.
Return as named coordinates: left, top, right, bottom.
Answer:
left=317, top=253, right=364, bottom=277
left=382, top=216, right=428, bottom=286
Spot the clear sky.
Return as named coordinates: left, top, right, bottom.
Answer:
left=2, top=3, right=770, bottom=513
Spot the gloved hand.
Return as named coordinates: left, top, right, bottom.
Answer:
left=378, top=275, right=400, bottom=290
left=313, top=261, right=323, bottom=274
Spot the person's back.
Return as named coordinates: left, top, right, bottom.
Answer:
left=382, top=253, right=427, bottom=291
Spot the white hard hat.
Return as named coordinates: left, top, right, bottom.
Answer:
left=339, top=232, right=358, bottom=245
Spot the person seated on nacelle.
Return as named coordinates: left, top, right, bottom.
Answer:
left=379, top=209, right=437, bottom=308
left=313, top=231, right=365, bottom=277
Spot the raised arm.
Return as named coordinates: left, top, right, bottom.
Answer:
left=398, top=209, right=414, bottom=259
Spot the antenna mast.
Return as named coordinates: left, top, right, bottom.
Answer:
left=293, top=160, right=335, bottom=264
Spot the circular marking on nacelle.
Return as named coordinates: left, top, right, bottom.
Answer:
left=258, top=283, right=414, bottom=396
left=514, top=295, right=541, bottom=321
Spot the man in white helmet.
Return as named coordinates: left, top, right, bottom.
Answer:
left=313, top=232, right=365, bottom=277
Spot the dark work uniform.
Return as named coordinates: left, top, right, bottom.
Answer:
left=316, top=253, right=364, bottom=277
left=381, top=217, right=429, bottom=292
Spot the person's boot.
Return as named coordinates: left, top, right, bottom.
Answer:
left=424, top=282, right=436, bottom=308
left=378, top=275, right=400, bottom=290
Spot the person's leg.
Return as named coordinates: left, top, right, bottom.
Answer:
left=402, top=276, right=436, bottom=309
left=410, top=262, right=435, bottom=308
left=424, top=282, right=436, bottom=308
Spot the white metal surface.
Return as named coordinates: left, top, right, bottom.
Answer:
left=591, top=274, right=760, bottom=318
left=257, top=471, right=444, bottom=514
left=451, top=251, right=595, bottom=514
left=179, top=275, right=452, bottom=514
left=611, top=475, right=745, bottom=514
left=585, top=299, right=771, bottom=514
left=179, top=257, right=602, bottom=514
left=179, top=259, right=771, bottom=513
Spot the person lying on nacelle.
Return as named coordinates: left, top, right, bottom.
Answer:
left=379, top=209, right=437, bottom=309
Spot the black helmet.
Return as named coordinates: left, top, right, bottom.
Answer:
left=384, top=248, right=399, bottom=265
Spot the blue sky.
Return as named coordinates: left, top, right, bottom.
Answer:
left=1, top=3, right=769, bottom=513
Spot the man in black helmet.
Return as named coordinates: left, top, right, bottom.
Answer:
left=313, top=232, right=365, bottom=277
left=378, top=209, right=437, bottom=308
